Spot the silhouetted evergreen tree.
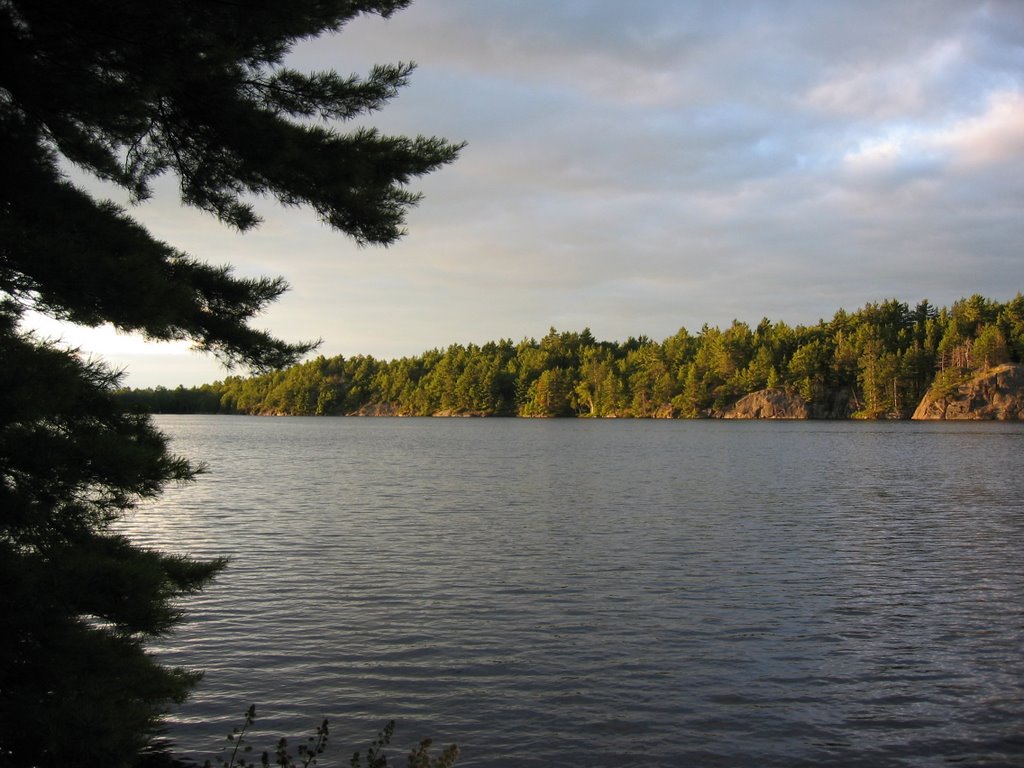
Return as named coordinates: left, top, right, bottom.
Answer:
left=0, top=1, right=461, bottom=764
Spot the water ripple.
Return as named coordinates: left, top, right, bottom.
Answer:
left=119, top=417, right=1024, bottom=767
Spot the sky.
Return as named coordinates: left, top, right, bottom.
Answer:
left=30, top=0, right=1024, bottom=388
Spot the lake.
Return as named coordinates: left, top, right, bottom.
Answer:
left=120, top=416, right=1024, bottom=767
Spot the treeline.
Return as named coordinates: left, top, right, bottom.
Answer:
left=119, top=294, right=1024, bottom=419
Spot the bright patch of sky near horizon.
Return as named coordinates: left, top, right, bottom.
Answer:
left=29, top=0, right=1024, bottom=387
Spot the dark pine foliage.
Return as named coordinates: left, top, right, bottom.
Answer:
left=0, top=0, right=461, bottom=765
left=0, top=304, right=226, bottom=765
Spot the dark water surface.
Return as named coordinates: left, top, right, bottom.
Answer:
left=121, top=417, right=1024, bottom=767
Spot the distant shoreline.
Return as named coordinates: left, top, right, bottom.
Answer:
left=118, top=294, right=1024, bottom=421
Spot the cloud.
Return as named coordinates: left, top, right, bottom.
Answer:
left=41, top=0, right=1023, bottom=387
left=833, top=88, right=1024, bottom=199
left=804, top=40, right=963, bottom=120
left=935, top=90, right=1024, bottom=167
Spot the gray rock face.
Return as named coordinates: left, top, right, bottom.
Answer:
left=720, top=388, right=811, bottom=419
left=912, top=363, right=1024, bottom=420
left=349, top=402, right=402, bottom=416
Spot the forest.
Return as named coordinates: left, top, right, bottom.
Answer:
left=119, top=294, right=1024, bottom=419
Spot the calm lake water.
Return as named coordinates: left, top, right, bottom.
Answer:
left=120, top=416, right=1024, bottom=767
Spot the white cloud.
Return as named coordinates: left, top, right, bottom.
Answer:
left=932, top=89, right=1024, bottom=167
left=836, top=87, right=1024, bottom=186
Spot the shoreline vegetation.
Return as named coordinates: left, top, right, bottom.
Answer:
left=120, top=294, right=1024, bottom=421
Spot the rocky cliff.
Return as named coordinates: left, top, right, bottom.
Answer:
left=718, top=386, right=856, bottom=419
left=912, top=363, right=1024, bottom=420
left=342, top=367, right=1024, bottom=420
left=720, top=388, right=811, bottom=419
left=349, top=402, right=403, bottom=416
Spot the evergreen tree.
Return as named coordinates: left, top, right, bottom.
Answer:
left=972, top=325, right=1010, bottom=370
left=522, top=367, right=574, bottom=417
left=787, top=335, right=832, bottom=404
left=625, top=343, right=674, bottom=416
left=0, top=1, right=461, bottom=765
left=575, top=347, right=625, bottom=417
left=117, top=294, right=1019, bottom=420
left=997, top=293, right=1024, bottom=361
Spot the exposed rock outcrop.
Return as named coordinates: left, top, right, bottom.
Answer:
left=652, top=403, right=676, bottom=419
left=720, top=388, right=811, bottom=419
left=718, top=387, right=855, bottom=419
left=432, top=409, right=490, bottom=417
left=912, top=363, right=1024, bottom=420
left=327, top=368, right=1024, bottom=420
left=348, top=402, right=403, bottom=416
